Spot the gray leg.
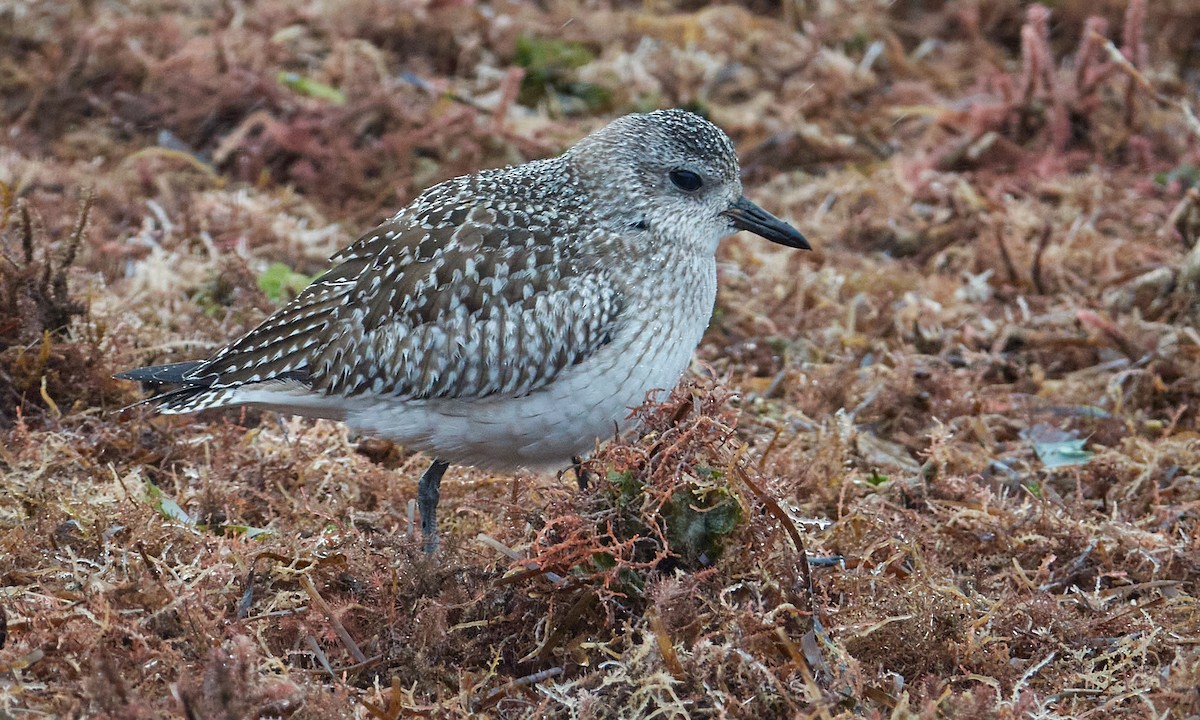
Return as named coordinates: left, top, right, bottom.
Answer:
left=418, top=459, right=449, bottom=554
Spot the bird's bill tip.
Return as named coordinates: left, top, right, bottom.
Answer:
left=722, top=197, right=810, bottom=250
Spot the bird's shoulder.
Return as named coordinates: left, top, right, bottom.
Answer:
left=333, top=159, right=590, bottom=267
left=332, top=164, right=614, bottom=327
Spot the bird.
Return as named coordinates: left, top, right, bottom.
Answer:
left=117, top=109, right=809, bottom=553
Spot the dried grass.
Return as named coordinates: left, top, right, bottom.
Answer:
left=3, top=0, right=1200, bottom=717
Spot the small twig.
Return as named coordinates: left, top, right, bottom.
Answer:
left=1030, top=223, right=1052, bottom=294
left=39, top=374, right=61, bottom=419
left=994, top=224, right=1020, bottom=284
left=108, top=464, right=141, bottom=508
left=650, top=613, right=686, bottom=681
left=757, top=425, right=785, bottom=471
left=299, top=575, right=368, bottom=664
left=522, top=592, right=597, bottom=663
left=645, top=393, right=695, bottom=460
left=212, top=110, right=278, bottom=165
left=731, top=460, right=830, bottom=677
left=397, top=70, right=493, bottom=115
left=1012, top=651, right=1057, bottom=703
left=1182, top=101, right=1200, bottom=143
left=473, top=667, right=564, bottom=712
left=1039, top=538, right=1098, bottom=591
left=731, top=461, right=814, bottom=610
left=0, top=180, right=12, bottom=228
left=406, top=499, right=417, bottom=540
left=135, top=541, right=162, bottom=581
left=1162, top=403, right=1188, bottom=438
left=490, top=66, right=525, bottom=133
left=761, top=367, right=790, bottom=400
left=1076, top=309, right=1144, bottom=361
left=847, top=384, right=882, bottom=423
left=477, top=533, right=566, bottom=586
left=1090, top=32, right=1171, bottom=106
left=356, top=699, right=393, bottom=720
left=731, top=464, right=806, bottom=559
left=59, top=188, right=93, bottom=283
left=304, top=635, right=337, bottom=678
left=239, top=607, right=308, bottom=623
left=236, top=569, right=256, bottom=619
left=116, top=147, right=220, bottom=182
left=1162, top=187, right=1200, bottom=248
left=19, top=200, right=34, bottom=266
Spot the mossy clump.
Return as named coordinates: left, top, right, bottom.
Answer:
left=661, top=469, right=742, bottom=566
left=514, top=35, right=613, bottom=114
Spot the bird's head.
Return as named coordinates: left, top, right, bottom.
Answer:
left=567, top=109, right=809, bottom=254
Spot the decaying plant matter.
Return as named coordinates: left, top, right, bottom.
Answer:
left=2, top=0, right=1200, bottom=717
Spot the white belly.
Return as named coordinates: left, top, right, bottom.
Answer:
left=341, top=308, right=706, bottom=470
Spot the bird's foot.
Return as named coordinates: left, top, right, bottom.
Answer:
left=571, top=455, right=590, bottom=491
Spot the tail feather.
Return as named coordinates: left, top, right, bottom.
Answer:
left=117, top=360, right=228, bottom=414
left=151, top=385, right=237, bottom=414
left=115, top=361, right=209, bottom=386
left=117, top=361, right=322, bottom=415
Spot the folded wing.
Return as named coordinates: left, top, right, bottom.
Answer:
left=124, top=197, right=624, bottom=414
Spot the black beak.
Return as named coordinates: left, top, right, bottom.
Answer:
left=722, top=196, right=810, bottom=250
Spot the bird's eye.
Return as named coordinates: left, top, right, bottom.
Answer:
left=669, top=169, right=703, bottom=192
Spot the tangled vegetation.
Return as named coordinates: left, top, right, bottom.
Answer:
left=2, top=0, right=1200, bottom=717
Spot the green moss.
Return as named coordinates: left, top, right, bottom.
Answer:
left=607, top=468, right=643, bottom=505
left=257, top=262, right=314, bottom=306
left=662, top=481, right=742, bottom=565
left=600, top=465, right=744, bottom=567
left=514, top=35, right=612, bottom=114
left=514, top=35, right=594, bottom=74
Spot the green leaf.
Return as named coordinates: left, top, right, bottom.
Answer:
left=607, top=469, right=642, bottom=504
left=222, top=524, right=274, bottom=540
left=277, top=71, right=346, bottom=105
left=1156, top=164, right=1200, bottom=188
left=1023, top=424, right=1094, bottom=469
left=1034, top=439, right=1093, bottom=469
left=144, top=481, right=194, bottom=525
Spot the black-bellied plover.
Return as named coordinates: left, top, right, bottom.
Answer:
left=118, top=109, right=809, bottom=552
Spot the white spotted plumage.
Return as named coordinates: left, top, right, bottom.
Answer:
left=120, top=109, right=808, bottom=471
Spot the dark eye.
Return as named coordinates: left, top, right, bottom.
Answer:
left=669, top=169, right=703, bottom=192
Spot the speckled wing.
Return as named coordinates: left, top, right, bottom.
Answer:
left=157, top=199, right=624, bottom=412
